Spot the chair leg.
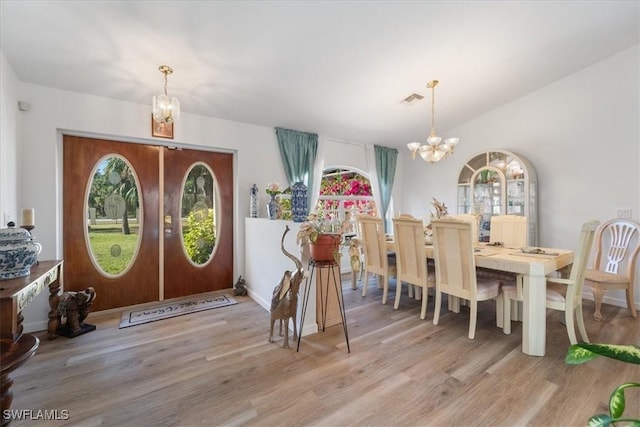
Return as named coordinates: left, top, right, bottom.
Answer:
left=433, top=291, right=442, bottom=325
left=591, top=285, right=604, bottom=321
left=626, top=286, right=637, bottom=318
left=565, top=309, right=578, bottom=345
left=420, top=286, right=428, bottom=320
left=503, top=293, right=512, bottom=335
left=468, top=301, right=478, bottom=340
left=394, top=280, right=403, bottom=310
left=412, top=285, right=419, bottom=300
left=495, top=293, right=504, bottom=329
left=382, top=275, right=389, bottom=305
left=361, top=269, right=370, bottom=297
left=576, top=304, right=590, bottom=343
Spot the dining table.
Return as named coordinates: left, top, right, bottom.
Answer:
left=379, top=239, right=574, bottom=357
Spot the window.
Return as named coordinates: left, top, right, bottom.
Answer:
left=314, top=167, right=377, bottom=235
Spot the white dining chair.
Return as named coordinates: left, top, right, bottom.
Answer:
left=392, top=216, right=436, bottom=319
left=584, top=218, right=639, bottom=320
left=356, top=214, right=397, bottom=304
left=501, top=220, right=599, bottom=344
left=449, top=214, right=479, bottom=244
left=431, top=218, right=502, bottom=339
left=490, top=215, right=527, bottom=248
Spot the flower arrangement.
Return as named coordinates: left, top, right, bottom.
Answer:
left=425, top=197, right=448, bottom=241
left=265, top=182, right=282, bottom=197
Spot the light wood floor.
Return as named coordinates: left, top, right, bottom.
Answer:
left=9, top=276, right=640, bottom=427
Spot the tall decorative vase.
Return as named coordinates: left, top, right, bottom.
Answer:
left=267, top=194, right=279, bottom=220
left=291, top=181, right=308, bottom=223
left=249, top=184, right=259, bottom=218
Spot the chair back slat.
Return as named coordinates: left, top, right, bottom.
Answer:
left=490, top=215, right=528, bottom=248
left=600, top=221, right=639, bottom=274
left=393, top=216, right=427, bottom=285
left=356, top=214, right=388, bottom=275
left=566, top=220, right=599, bottom=305
left=432, top=218, right=476, bottom=301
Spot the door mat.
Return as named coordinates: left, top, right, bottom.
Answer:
left=119, top=294, right=237, bottom=328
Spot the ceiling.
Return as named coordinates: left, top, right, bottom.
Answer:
left=1, top=1, right=638, bottom=148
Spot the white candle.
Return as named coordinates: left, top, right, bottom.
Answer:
left=22, top=208, right=35, bottom=226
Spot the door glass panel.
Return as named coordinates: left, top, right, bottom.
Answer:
left=86, top=155, right=142, bottom=277
left=181, top=163, right=218, bottom=265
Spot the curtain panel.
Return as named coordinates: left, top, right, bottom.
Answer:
left=374, top=145, right=398, bottom=232
left=275, top=127, right=318, bottom=208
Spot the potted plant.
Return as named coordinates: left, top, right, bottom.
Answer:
left=565, top=343, right=640, bottom=426
left=296, top=212, right=346, bottom=263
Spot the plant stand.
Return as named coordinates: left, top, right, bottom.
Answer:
left=297, top=260, right=350, bottom=353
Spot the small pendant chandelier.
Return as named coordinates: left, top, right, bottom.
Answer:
left=407, top=80, right=459, bottom=163
left=152, top=65, right=180, bottom=124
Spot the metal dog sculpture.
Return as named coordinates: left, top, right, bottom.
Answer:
left=269, top=225, right=304, bottom=348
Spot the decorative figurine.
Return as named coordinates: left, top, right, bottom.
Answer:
left=233, top=275, right=248, bottom=296
left=269, top=226, right=304, bottom=348
left=56, top=287, right=97, bottom=338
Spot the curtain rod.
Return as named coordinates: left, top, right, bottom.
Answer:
left=323, top=137, right=371, bottom=148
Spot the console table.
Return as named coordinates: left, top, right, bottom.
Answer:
left=0, top=260, right=64, bottom=341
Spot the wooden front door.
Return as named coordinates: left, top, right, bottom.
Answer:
left=162, top=147, right=234, bottom=299
left=63, top=136, right=234, bottom=311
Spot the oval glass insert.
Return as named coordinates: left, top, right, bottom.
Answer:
left=181, top=163, right=218, bottom=265
left=86, top=155, right=142, bottom=277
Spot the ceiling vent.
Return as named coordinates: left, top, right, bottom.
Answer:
left=402, top=93, right=424, bottom=104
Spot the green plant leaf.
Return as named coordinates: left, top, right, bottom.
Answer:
left=587, top=414, right=612, bottom=427
left=609, top=387, right=627, bottom=418
left=565, top=345, right=600, bottom=364
left=610, top=383, right=640, bottom=419
left=565, top=344, right=640, bottom=365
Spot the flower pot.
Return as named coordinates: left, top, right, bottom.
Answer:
left=310, top=234, right=341, bottom=262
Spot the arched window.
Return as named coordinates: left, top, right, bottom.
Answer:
left=313, top=167, right=377, bottom=235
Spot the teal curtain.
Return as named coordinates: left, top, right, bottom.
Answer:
left=275, top=127, right=318, bottom=207
left=374, top=145, right=398, bottom=232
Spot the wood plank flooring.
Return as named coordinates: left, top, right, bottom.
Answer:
left=8, top=276, right=640, bottom=426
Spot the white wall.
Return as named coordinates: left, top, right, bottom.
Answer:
left=0, top=51, right=19, bottom=226
left=401, top=45, right=640, bottom=311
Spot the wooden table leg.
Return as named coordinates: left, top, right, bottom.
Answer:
left=1, top=334, right=39, bottom=426
left=47, top=276, right=61, bottom=340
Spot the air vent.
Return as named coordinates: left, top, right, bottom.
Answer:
left=402, top=93, right=424, bottom=104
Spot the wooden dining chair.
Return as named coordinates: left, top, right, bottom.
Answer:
left=392, top=216, right=436, bottom=319
left=431, top=218, right=502, bottom=339
left=584, top=218, right=639, bottom=320
left=356, top=214, right=397, bottom=304
left=449, top=214, right=479, bottom=244
left=501, top=220, right=599, bottom=344
left=490, top=215, right=528, bottom=248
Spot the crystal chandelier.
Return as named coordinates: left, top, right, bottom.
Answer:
left=407, top=80, right=459, bottom=163
left=152, top=65, right=180, bottom=124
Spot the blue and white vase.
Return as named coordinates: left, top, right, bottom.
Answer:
left=291, top=181, right=308, bottom=222
left=249, top=184, right=259, bottom=218
left=267, top=194, right=279, bottom=220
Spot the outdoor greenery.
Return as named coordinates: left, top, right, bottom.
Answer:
left=88, top=229, right=138, bottom=275
left=88, top=156, right=139, bottom=235
left=183, top=209, right=216, bottom=264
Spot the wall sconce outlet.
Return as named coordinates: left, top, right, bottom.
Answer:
left=616, top=208, right=632, bottom=219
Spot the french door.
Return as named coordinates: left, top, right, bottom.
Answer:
left=63, top=136, right=234, bottom=311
